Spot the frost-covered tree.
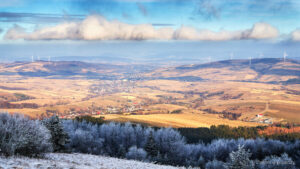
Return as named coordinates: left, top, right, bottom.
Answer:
left=126, top=146, right=147, bottom=161
left=0, top=113, right=52, bottom=156
left=225, top=145, right=254, bottom=169
left=98, top=122, right=124, bottom=156
left=119, top=123, right=138, bottom=151
left=153, top=128, right=187, bottom=165
left=63, top=120, right=103, bottom=154
left=43, top=116, right=69, bottom=152
left=259, top=153, right=296, bottom=169
left=154, top=128, right=185, bottom=155
left=135, top=124, right=150, bottom=148
left=285, top=140, right=300, bottom=167
left=184, top=144, right=206, bottom=167
left=61, top=120, right=300, bottom=168
left=97, top=122, right=149, bottom=157
left=208, top=139, right=236, bottom=161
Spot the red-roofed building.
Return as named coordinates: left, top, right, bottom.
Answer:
left=256, top=114, right=263, bottom=118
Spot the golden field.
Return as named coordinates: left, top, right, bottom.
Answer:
left=100, top=113, right=260, bottom=128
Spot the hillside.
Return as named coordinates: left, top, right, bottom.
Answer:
left=0, top=58, right=299, bottom=126
left=1, top=58, right=299, bottom=83
left=0, top=153, right=185, bottom=169
left=0, top=61, right=153, bottom=78
left=148, top=58, right=300, bottom=84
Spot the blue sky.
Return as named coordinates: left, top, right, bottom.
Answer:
left=0, top=0, right=300, bottom=63
left=1, top=0, right=299, bottom=32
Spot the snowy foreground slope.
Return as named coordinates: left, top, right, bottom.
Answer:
left=0, top=153, right=187, bottom=169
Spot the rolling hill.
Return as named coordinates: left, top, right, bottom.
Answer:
left=0, top=61, right=153, bottom=78
left=147, top=58, right=300, bottom=84
left=0, top=58, right=299, bottom=126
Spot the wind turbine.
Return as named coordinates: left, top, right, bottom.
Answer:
left=283, top=51, right=288, bottom=63
left=208, top=56, right=212, bottom=64
left=230, top=52, right=234, bottom=61
left=31, top=55, right=34, bottom=62
left=48, top=56, right=51, bottom=62
left=249, top=56, right=252, bottom=67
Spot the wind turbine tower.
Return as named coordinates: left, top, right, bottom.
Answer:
left=230, top=53, right=234, bottom=60
left=208, top=56, right=211, bottom=64
left=249, top=56, right=252, bottom=67
left=48, top=56, right=51, bottom=62
left=31, top=55, right=34, bottom=62
left=283, top=51, right=288, bottom=63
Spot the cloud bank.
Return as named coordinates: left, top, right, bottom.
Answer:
left=4, top=15, right=279, bottom=41
left=291, top=29, right=300, bottom=41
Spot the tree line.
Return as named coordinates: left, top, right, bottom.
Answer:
left=0, top=113, right=299, bottom=169
left=75, top=115, right=300, bottom=143
left=178, top=125, right=300, bottom=144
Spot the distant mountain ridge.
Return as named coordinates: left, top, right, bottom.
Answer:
left=148, top=58, right=300, bottom=84
left=0, top=58, right=299, bottom=84
left=0, top=61, right=153, bottom=79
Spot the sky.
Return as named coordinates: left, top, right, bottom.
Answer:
left=0, top=0, right=300, bottom=63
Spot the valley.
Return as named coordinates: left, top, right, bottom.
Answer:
left=0, top=58, right=299, bottom=127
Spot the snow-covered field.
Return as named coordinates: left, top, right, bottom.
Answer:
left=0, top=153, right=187, bottom=169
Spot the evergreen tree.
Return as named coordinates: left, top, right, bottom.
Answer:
left=144, top=131, right=159, bottom=158
left=226, top=145, right=254, bottom=169
left=43, top=116, right=69, bottom=152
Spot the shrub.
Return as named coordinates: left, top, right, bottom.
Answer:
left=0, top=113, right=52, bottom=156
left=126, top=146, right=147, bottom=161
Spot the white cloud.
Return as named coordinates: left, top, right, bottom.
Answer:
left=242, top=22, right=279, bottom=39
left=4, top=15, right=279, bottom=41
left=291, top=29, right=300, bottom=41
left=173, top=26, right=243, bottom=40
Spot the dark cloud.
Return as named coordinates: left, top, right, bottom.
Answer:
left=0, top=12, right=85, bottom=24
